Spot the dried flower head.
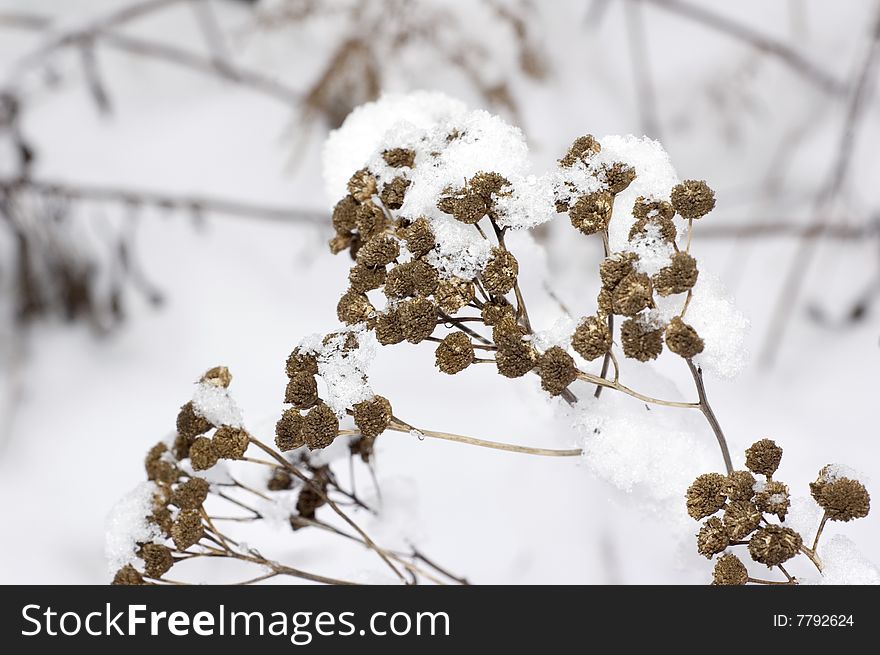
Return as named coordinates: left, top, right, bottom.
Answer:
left=712, top=553, right=748, bottom=586
left=629, top=214, right=677, bottom=243
left=632, top=197, right=674, bottom=221
left=686, top=472, right=728, bottom=520
left=112, top=565, right=144, bottom=586
left=726, top=470, right=757, bottom=502
left=611, top=272, right=654, bottom=316
left=537, top=346, right=578, bottom=396
left=375, top=309, right=405, bottom=345
left=569, top=191, right=613, bottom=236
left=493, top=317, right=536, bottom=378
left=302, top=402, right=339, bottom=450
left=748, top=526, right=802, bottom=567
left=347, top=168, right=377, bottom=202
left=723, top=501, right=762, bottom=540
left=201, top=366, right=232, bottom=388
left=745, top=439, right=783, bottom=477
left=438, top=188, right=488, bottom=224
left=697, top=517, right=730, bottom=558
left=810, top=468, right=870, bottom=522
left=559, top=134, right=600, bottom=167
left=213, top=426, right=250, bottom=460
left=355, top=201, right=385, bottom=238
left=348, top=264, right=386, bottom=293
left=403, top=217, right=435, bottom=257
left=620, top=317, right=663, bottom=361
left=481, top=296, right=515, bottom=326
left=469, top=171, right=511, bottom=201
left=596, top=288, right=612, bottom=317
left=571, top=315, right=611, bottom=361
left=141, top=543, right=174, bottom=578
left=171, top=509, right=204, bottom=551
left=653, top=252, right=698, bottom=296
left=601, top=161, right=636, bottom=194
left=398, top=296, right=437, bottom=344
left=356, top=234, right=400, bottom=268
left=379, top=176, right=410, bottom=210
left=176, top=401, right=211, bottom=440
left=754, top=480, right=790, bottom=521
left=599, top=252, right=637, bottom=290
left=329, top=231, right=353, bottom=256
left=171, top=477, right=210, bottom=510
left=435, top=277, right=475, bottom=313
left=383, top=147, right=416, bottom=168
left=665, top=317, right=704, bottom=358
left=284, top=372, right=319, bottom=409
left=295, top=485, right=326, bottom=521
left=385, top=261, right=438, bottom=299
left=435, top=332, right=475, bottom=374
left=353, top=395, right=393, bottom=439
left=337, top=288, right=375, bottom=325
left=267, top=468, right=293, bottom=491
left=482, top=248, right=519, bottom=295
left=671, top=180, right=715, bottom=219
left=286, top=348, right=318, bottom=377
left=275, top=408, right=305, bottom=452
left=145, top=443, right=179, bottom=484
left=332, top=195, right=359, bottom=234
left=189, top=436, right=219, bottom=471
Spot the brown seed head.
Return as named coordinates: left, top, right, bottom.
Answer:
left=302, top=403, right=339, bottom=450
left=810, top=468, right=870, bottom=522
left=267, top=468, right=293, bottom=491
left=189, top=436, right=219, bottom=471
left=571, top=315, right=611, bottom=361
left=671, top=180, right=715, bottom=219
left=754, top=480, right=790, bottom=521
left=482, top=248, right=519, bottom=295
left=213, top=426, right=249, bottom=460
left=171, top=509, right=204, bottom=551
left=355, top=201, right=385, bottom=238
left=723, top=501, right=762, bottom=540
left=559, top=135, right=601, bottom=167
left=632, top=197, right=674, bottom=221
left=201, top=366, right=232, bottom=388
left=435, top=277, right=475, bottom=313
left=620, top=317, right=663, bottom=361
left=537, top=346, right=578, bottom=396
left=375, top=309, right=405, bottom=345
left=469, top=171, right=511, bottom=201
left=403, top=217, right=435, bottom=257
left=653, top=252, right=699, bottom=296
left=712, top=553, right=748, bottom=586
left=611, top=272, right=654, bottom=317
left=176, top=401, right=211, bottom=440
left=356, top=234, right=400, bottom=268
left=398, top=297, right=437, bottom=344
left=332, top=195, right=359, bottom=234
left=275, top=408, right=305, bottom=452
left=145, top=443, right=179, bottom=484
left=379, top=176, right=410, bottom=210
left=141, top=543, right=174, bottom=578
left=745, top=439, right=783, bottom=477
left=726, top=470, right=757, bottom=502
left=284, top=372, right=319, bottom=409
left=286, top=348, right=318, bottom=377
left=481, top=296, right=515, bottom=326
left=347, top=168, right=377, bottom=202
left=171, top=477, right=210, bottom=510
left=748, top=526, right=802, bottom=566
left=697, top=517, right=730, bottom=558
left=348, top=263, right=386, bottom=293
left=599, top=252, right=637, bottom=290
left=665, top=317, right=704, bottom=358
left=112, top=565, right=145, bottom=586
left=382, top=148, right=415, bottom=168
left=569, top=191, right=613, bottom=235
left=601, top=162, right=636, bottom=194
left=435, top=332, right=475, bottom=374
left=686, top=472, right=728, bottom=520
left=629, top=215, right=677, bottom=243
left=337, top=288, right=375, bottom=325
left=353, top=395, right=393, bottom=439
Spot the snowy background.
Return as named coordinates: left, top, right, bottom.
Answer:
left=0, top=0, right=878, bottom=584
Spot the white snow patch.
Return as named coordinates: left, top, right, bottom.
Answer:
left=105, top=481, right=163, bottom=573
left=192, top=381, right=243, bottom=428
left=809, top=536, right=880, bottom=585
left=687, top=272, right=750, bottom=379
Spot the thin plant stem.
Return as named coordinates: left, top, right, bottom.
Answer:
left=686, top=358, right=733, bottom=474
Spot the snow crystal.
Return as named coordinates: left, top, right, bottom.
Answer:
left=811, top=536, right=880, bottom=585
left=753, top=479, right=767, bottom=493
left=782, top=495, right=821, bottom=539
left=530, top=315, right=576, bottom=352
left=105, top=481, right=163, bottom=573
left=686, top=272, right=750, bottom=379
left=299, top=325, right=377, bottom=418
left=626, top=224, right=675, bottom=277
left=192, top=380, right=243, bottom=428
left=818, top=463, right=864, bottom=483
left=493, top=172, right=558, bottom=230
left=423, top=216, right=492, bottom=280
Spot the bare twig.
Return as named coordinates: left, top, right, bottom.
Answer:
left=686, top=359, right=733, bottom=474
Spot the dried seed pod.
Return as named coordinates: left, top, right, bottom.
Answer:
left=329, top=232, right=352, bottom=255
left=571, top=315, right=611, bottom=361
left=112, top=565, right=145, bottom=585
left=482, top=248, right=519, bottom=295
left=348, top=263, right=386, bottom=293
left=145, top=443, right=179, bottom=484
left=384, top=263, right=416, bottom=299
left=141, top=543, right=174, bottom=578
left=302, top=403, right=339, bottom=450
left=712, top=553, right=748, bottom=586
left=398, top=297, right=437, bottom=344
left=171, top=477, right=210, bottom=510
left=665, top=317, right=704, bottom=358
left=601, top=161, right=636, bottom=194
left=754, top=480, right=790, bottom=521
left=697, top=517, right=730, bottom=558
left=175, top=402, right=211, bottom=440
left=748, top=526, right=802, bottom=566
left=382, top=148, right=415, bottom=168
left=723, top=501, right=762, bottom=540
left=597, top=288, right=613, bottom=317
left=469, top=171, right=510, bottom=201
left=599, top=252, right=636, bottom=290
left=295, top=484, right=326, bottom=521
left=213, top=426, right=249, bottom=460
left=284, top=372, right=319, bottom=409
left=337, top=288, right=375, bottom=325
left=286, top=348, right=318, bottom=377
left=403, top=217, right=435, bottom=257
left=375, top=309, right=405, bottom=345
left=435, top=332, right=475, bottom=374
left=569, top=191, right=613, bottom=235
left=411, top=260, right=440, bottom=295
left=481, top=296, right=515, bottom=326
left=611, top=272, right=654, bottom=317
left=355, top=201, right=385, bottom=238
left=275, top=408, right=305, bottom=452
left=172, top=433, right=193, bottom=461
left=493, top=318, right=536, bottom=378
left=745, top=439, right=783, bottom=477
left=171, top=509, right=204, bottom=551
left=379, top=176, right=410, bottom=210
left=726, top=470, right=757, bottom=502
left=537, top=346, right=578, bottom=396
left=149, top=503, right=173, bottom=538
left=671, top=180, right=715, bottom=219
left=445, top=192, right=488, bottom=225
left=435, top=277, right=475, bottom=313
left=267, top=468, right=293, bottom=491
left=686, top=472, right=728, bottom=520
left=356, top=234, right=400, bottom=268
left=332, top=195, right=359, bottom=233
left=346, top=233, right=363, bottom=261
left=653, top=252, right=699, bottom=296
left=189, top=436, right=219, bottom=471
left=632, top=197, right=674, bottom=221
left=628, top=215, right=677, bottom=243
left=201, top=366, right=232, bottom=388
left=353, top=395, right=393, bottom=439
left=559, top=134, right=600, bottom=167
left=620, top=317, right=663, bottom=361
left=810, top=467, right=870, bottom=522
left=347, top=168, right=377, bottom=202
